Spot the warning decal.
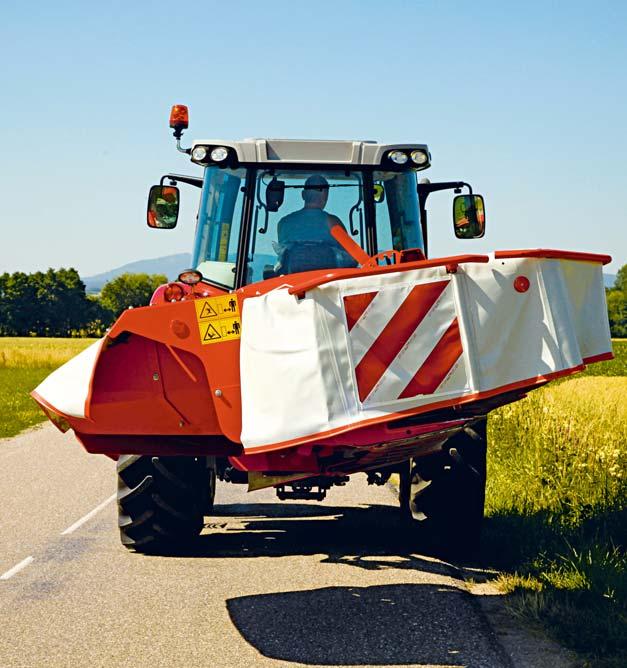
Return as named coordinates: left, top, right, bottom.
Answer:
left=203, top=324, right=221, bottom=341
left=198, top=302, right=218, bottom=319
left=195, top=295, right=241, bottom=345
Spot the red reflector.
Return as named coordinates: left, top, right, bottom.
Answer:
left=170, top=319, right=190, bottom=339
left=514, top=276, right=530, bottom=293
left=169, top=105, right=189, bottom=129
left=164, top=283, right=185, bottom=302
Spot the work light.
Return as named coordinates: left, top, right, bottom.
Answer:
left=388, top=150, right=409, bottom=165
left=410, top=150, right=429, bottom=166
left=191, top=146, right=208, bottom=162
left=210, top=146, right=229, bottom=162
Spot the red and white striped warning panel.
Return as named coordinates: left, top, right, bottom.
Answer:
left=343, top=279, right=463, bottom=406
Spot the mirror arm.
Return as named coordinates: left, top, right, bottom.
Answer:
left=159, top=173, right=203, bottom=188
left=417, top=180, right=473, bottom=205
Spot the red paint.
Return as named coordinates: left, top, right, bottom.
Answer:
left=514, top=276, right=530, bottom=293
left=330, top=225, right=371, bottom=265
left=495, top=249, right=612, bottom=265
left=398, top=319, right=463, bottom=399
left=343, top=292, right=378, bottom=331
left=354, top=280, right=449, bottom=402
left=583, top=351, right=614, bottom=364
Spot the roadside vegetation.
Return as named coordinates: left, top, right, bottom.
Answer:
left=0, top=270, right=166, bottom=337
left=606, top=265, right=627, bottom=338
left=0, top=338, right=94, bottom=438
left=484, top=339, right=627, bottom=668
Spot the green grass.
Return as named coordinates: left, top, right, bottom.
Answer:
left=0, top=337, right=95, bottom=438
left=484, top=370, right=627, bottom=667
left=577, top=339, right=627, bottom=377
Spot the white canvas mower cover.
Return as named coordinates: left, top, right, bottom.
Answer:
left=239, top=253, right=612, bottom=449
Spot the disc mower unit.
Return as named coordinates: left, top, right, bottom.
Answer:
left=32, top=106, right=613, bottom=554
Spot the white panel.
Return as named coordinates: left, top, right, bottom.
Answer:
left=346, top=285, right=412, bottom=366
left=238, top=256, right=611, bottom=449
left=461, top=259, right=577, bottom=390
left=33, top=340, right=104, bottom=418
left=364, top=282, right=458, bottom=406
left=560, top=261, right=612, bottom=360
left=239, top=290, right=333, bottom=447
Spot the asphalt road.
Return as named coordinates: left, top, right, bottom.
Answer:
left=0, top=424, right=569, bottom=668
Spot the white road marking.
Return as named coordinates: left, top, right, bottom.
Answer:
left=60, top=493, right=116, bottom=536
left=0, top=556, right=34, bottom=580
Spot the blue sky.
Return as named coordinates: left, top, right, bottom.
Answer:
left=1, top=0, right=625, bottom=276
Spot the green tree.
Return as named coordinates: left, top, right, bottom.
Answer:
left=613, top=264, right=627, bottom=293
left=605, top=262, right=627, bottom=338
left=607, top=287, right=627, bottom=338
left=0, top=271, right=40, bottom=335
left=31, top=268, right=91, bottom=336
left=0, top=268, right=95, bottom=336
left=100, top=273, right=167, bottom=320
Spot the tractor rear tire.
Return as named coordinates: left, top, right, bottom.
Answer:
left=399, top=420, right=487, bottom=559
left=117, top=455, right=214, bottom=553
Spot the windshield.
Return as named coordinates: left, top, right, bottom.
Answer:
left=192, top=166, right=424, bottom=288
left=247, top=170, right=364, bottom=284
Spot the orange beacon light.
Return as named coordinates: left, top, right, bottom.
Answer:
left=169, top=105, right=189, bottom=139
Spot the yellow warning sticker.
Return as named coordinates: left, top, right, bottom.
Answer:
left=195, top=295, right=239, bottom=320
left=194, top=295, right=241, bottom=345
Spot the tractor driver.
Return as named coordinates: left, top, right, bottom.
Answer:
left=276, top=175, right=356, bottom=271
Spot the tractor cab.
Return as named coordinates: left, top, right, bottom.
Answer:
left=147, top=106, right=485, bottom=291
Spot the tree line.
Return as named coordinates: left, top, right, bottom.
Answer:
left=606, top=265, right=627, bottom=338
left=0, top=270, right=166, bottom=337
left=0, top=265, right=625, bottom=338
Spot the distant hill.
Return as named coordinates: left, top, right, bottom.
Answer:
left=83, top=253, right=192, bottom=293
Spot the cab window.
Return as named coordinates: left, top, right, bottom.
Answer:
left=373, top=171, right=423, bottom=253
left=192, top=167, right=246, bottom=288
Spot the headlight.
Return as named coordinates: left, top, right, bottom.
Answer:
left=191, top=146, right=208, bottom=161
left=210, top=146, right=229, bottom=162
left=410, top=150, right=429, bottom=166
left=388, top=150, right=409, bottom=165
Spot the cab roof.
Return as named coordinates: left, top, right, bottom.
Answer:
left=189, top=138, right=431, bottom=167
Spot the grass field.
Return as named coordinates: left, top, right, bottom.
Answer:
left=484, top=339, right=627, bottom=668
left=0, top=337, right=95, bottom=438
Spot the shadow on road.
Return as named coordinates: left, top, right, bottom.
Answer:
left=148, top=500, right=476, bottom=577
left=226, top=583, right=507, bottom=666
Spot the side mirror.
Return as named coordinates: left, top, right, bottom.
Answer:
left=265, top=178, right=285, bottom=212
left=147, top=185, right=180, bottom=229
left=373, top=182, right=385, bottom=203
left=453, top=194, right=485, bottom=239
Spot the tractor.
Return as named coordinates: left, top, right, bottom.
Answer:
left=33, top=105, right=613, bottom=555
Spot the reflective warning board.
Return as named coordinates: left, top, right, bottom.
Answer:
left=194, top=295, right=241, bottom=345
